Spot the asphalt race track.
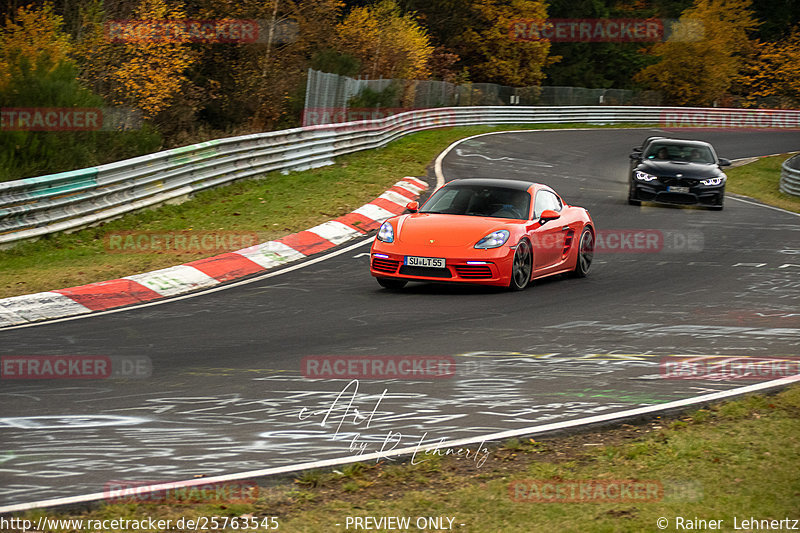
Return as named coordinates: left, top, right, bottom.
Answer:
left=1, top=127, right=798, bottom=509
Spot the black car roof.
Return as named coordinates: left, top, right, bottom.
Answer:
left=445, top=178, right=536, bottom=191
left=649, top=138, right=713, bottom=148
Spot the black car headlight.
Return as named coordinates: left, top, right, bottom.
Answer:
left=699, top=177, right=725, bottom=186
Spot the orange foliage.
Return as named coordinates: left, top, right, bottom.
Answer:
left=738, top=27, right=800, bottom=108
left=103, top=0, right=197, bottom=119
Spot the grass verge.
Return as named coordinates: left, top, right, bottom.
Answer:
left=0, top=123, right=643, bottom=300
left=726, top=153, right=800, bottom=213
left=14, top=384, right=800, bottom=532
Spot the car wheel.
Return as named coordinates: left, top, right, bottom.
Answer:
left=377, top=278, right=407, bottom=290
left=508, top=239, right=532, bottom=291
left=628, top=187, right=641, bottom=206
left=572, top=227, right=594, bottom=278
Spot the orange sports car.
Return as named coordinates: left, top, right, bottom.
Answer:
left=370, top=178, right=596, bottom=290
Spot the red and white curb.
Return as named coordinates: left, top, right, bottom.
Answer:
left=0, top=177, right=428, bottom=328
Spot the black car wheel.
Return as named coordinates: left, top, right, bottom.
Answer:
left=377, top=278, right=408, bottom=290
left=572, top=227, right=594, bottom=278
left=508, top=239, right=532, bottom=291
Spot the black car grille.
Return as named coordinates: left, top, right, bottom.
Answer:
left=453, top=265, right=493, bottom=279
left=661, top=177, right=698, bottom=187
left=399, top=265, right=452, bottom=278
left=372, top=257, right=401, bottom=273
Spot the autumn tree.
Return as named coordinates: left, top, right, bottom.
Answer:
left=457, top=0, right=551, bottom=87
left=543, top=0, right=662, bottom=90
left=336, top=0, right=433, bottom=80
left=185, top=0, right=342, bottom=132
left=0, top=2, right=160, bottom=180
left=82, top=0, right=197, bottom=120
left=0, top=2, right=72, bottom=89
left=736, top=27, right=800, bottom=108
left=634, top=0, right=759, bottom=106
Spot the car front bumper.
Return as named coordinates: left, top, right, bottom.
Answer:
left=369, top=243, right=516, bottom=287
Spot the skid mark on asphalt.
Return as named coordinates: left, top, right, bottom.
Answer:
left=1, top=353, right=791, bottom=505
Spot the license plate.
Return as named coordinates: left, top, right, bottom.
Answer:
left=668, top=186, right=690, bottom=193
left=405, top=256, right=446, bottom=268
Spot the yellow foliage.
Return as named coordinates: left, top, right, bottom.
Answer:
left=460, top=0, right=550, bottom=87
left=634, top=0, right=759, bottom=106
left=336, top=0, right=433, bottom=80
left=104, top=0, right=197, bottom=119
left=0, top=3, right=72, bottom=88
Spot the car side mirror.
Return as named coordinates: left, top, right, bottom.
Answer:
left=629, top=153, right=642, bottom=160
left=718, top=158, right=731, bottom=167
left=406, top=201, right=419, bottom=213
left=539, top=209, right=561, bottom=224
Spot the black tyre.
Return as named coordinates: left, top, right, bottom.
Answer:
left=508, top=239, right=533, bottom=291
left=572, top=227, right=594, bottom=278
left=377, top=278, right=407, bottom=290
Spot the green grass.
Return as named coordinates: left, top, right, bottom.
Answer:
left=0, top=123, right=644, bottom=299
left=726, top=153, right=800, bottom=213
left=15, top=385, right=800, bottom=532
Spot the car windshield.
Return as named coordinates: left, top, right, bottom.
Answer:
left=645, top=143, right=715, bottom=164
left=420, top=184, right=531, bottom=219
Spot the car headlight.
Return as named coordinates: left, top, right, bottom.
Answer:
left=700, top=177, right=725, bottom=186
left=635, top=171, right=658, bottom=182
left=475, top=230, right=510, bottom=249
left=377, top=221, right=394, bottom=243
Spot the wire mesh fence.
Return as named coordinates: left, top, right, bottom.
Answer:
left=303, top=69, right=662, bottom=125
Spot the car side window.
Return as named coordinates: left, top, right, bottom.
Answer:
left=533, top=190, right=561, bottom=218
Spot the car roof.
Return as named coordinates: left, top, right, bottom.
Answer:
left=445, top=177, right=539, bottom=191
left=648, top=138, right=713, bottom=148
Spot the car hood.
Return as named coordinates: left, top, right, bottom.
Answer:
left=396, top=213, right=516, bottom=247
left=637, top=160, right=723, bottom=179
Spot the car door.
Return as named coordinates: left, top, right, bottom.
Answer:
left=531, top=190, right=566, bottom=270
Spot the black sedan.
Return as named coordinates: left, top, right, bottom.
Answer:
left=628, top=138, right=731, bottom=210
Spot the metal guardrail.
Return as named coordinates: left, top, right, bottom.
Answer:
left=2, top=105, right=799, bottom=245
left=780, top=153, right=800, bottom=197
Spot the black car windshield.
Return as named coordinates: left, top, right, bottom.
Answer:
left=420, top=184, right=531, bottom=219
left=645, top=143, right=715, bottom=163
